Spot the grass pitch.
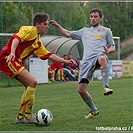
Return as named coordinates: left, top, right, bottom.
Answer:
left=0, top=77, right=132, bottom=132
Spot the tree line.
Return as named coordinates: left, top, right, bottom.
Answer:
left=0, top=2, right=133, bottom=41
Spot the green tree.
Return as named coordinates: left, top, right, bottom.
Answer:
left=1, top=1, right=133, bottom=41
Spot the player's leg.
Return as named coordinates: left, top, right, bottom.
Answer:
left=60, top=69, right=65, bottom=81
left=62, top=68, right=76, bottom=81
left=78, top=79, right=99, bottom=119
left=16, top=69, right=37, bottom=124
left=48, top=70, right=55, bottom=81
left=98, top=55, right=113, bottom=95
left=15, top=89, right=26, bottom=124
left=57, top=69, right=61, bottom=81
left=0, top=57, right=37, bottom=123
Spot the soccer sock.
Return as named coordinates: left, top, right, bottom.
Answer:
left=61, top=70, right=64, bottom=80
left=84, top=95, right=98, bottom=112
left=17, top=90, right=26, bottom=119
left=57, top=70, right=61, bottom=80
left=25, top=86, right=36, bottom=119
left=100, top=66, right=109, bottom=88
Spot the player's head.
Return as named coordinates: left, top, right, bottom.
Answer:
left=33, top=13, right=49, bottom=26
left=89, top=8, right=103, bottom=27
left=33, top=13, right=49, bottom=34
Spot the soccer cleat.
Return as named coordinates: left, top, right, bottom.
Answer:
left=16, top=117, right=25, bottom=124
left=84, top=110, right=99, bottom=119
left=104, top=87, right=113, bottom=96
left=24, top=114, right=37, bottom=124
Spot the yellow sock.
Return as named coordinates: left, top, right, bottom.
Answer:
left=61, top=70, right=64, bottom=80
left=25, top=86, right=36, bottom=119
left=17, top=90, right=26, bottom=119
left=57, top=70, right=61, bottom=80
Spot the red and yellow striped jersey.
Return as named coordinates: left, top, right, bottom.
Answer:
left=0, top=26, right=52, bottom=62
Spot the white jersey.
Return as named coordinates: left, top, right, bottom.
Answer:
left=70, top=25, right=115, bottom=81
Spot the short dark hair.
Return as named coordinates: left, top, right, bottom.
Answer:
left=32, top=13, right=49, bottom=26
left=90, top=8, right=103, bottom=18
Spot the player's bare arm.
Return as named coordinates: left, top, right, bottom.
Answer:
left=6, top=38, right=19, bottom=62
left=48, top=54, right=76, bottom=64
left=49, top=20, right=71, bottom=38
left=103, top=45, right=115, bottom=53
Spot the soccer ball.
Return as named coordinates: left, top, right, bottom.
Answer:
left=36, top=109, right=53, bottom=125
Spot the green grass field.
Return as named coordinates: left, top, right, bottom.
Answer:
left=0, top=77, right=132, bottom=132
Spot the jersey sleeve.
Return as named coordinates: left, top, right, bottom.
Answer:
left=13, top=26, right=38, bottom=42
left=34, top=39, right=52, bottom=60
left=70, top=28, right=85, bottom=40
left=106, top=28, right=115, bottom=47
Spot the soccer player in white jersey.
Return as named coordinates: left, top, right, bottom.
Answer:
left=49, top=8, right=116, bottom=119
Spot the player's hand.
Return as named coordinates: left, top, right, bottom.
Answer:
left=6, top=53, right=15, bottom=62
left=65, top=59, right=77, bottom=65
left=49, top=20, right=60, bottom=27
left=70, top=59, right=77, bottom=65
left=64, top=60, right=72, bottom=64
left=103, top=45, right=110, bottom=53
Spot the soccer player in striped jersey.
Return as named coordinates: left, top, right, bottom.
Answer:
left=0, top=13, right=75, bottom=124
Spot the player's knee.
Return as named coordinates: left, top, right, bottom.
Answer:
left=78, top=87, right=84, bottom=94
left=30, top=79, right=37, bottom=88
left=98, top=56, right=107, bottom=64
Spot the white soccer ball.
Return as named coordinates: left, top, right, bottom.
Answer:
left=36, top=109, right=53, bottom=125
